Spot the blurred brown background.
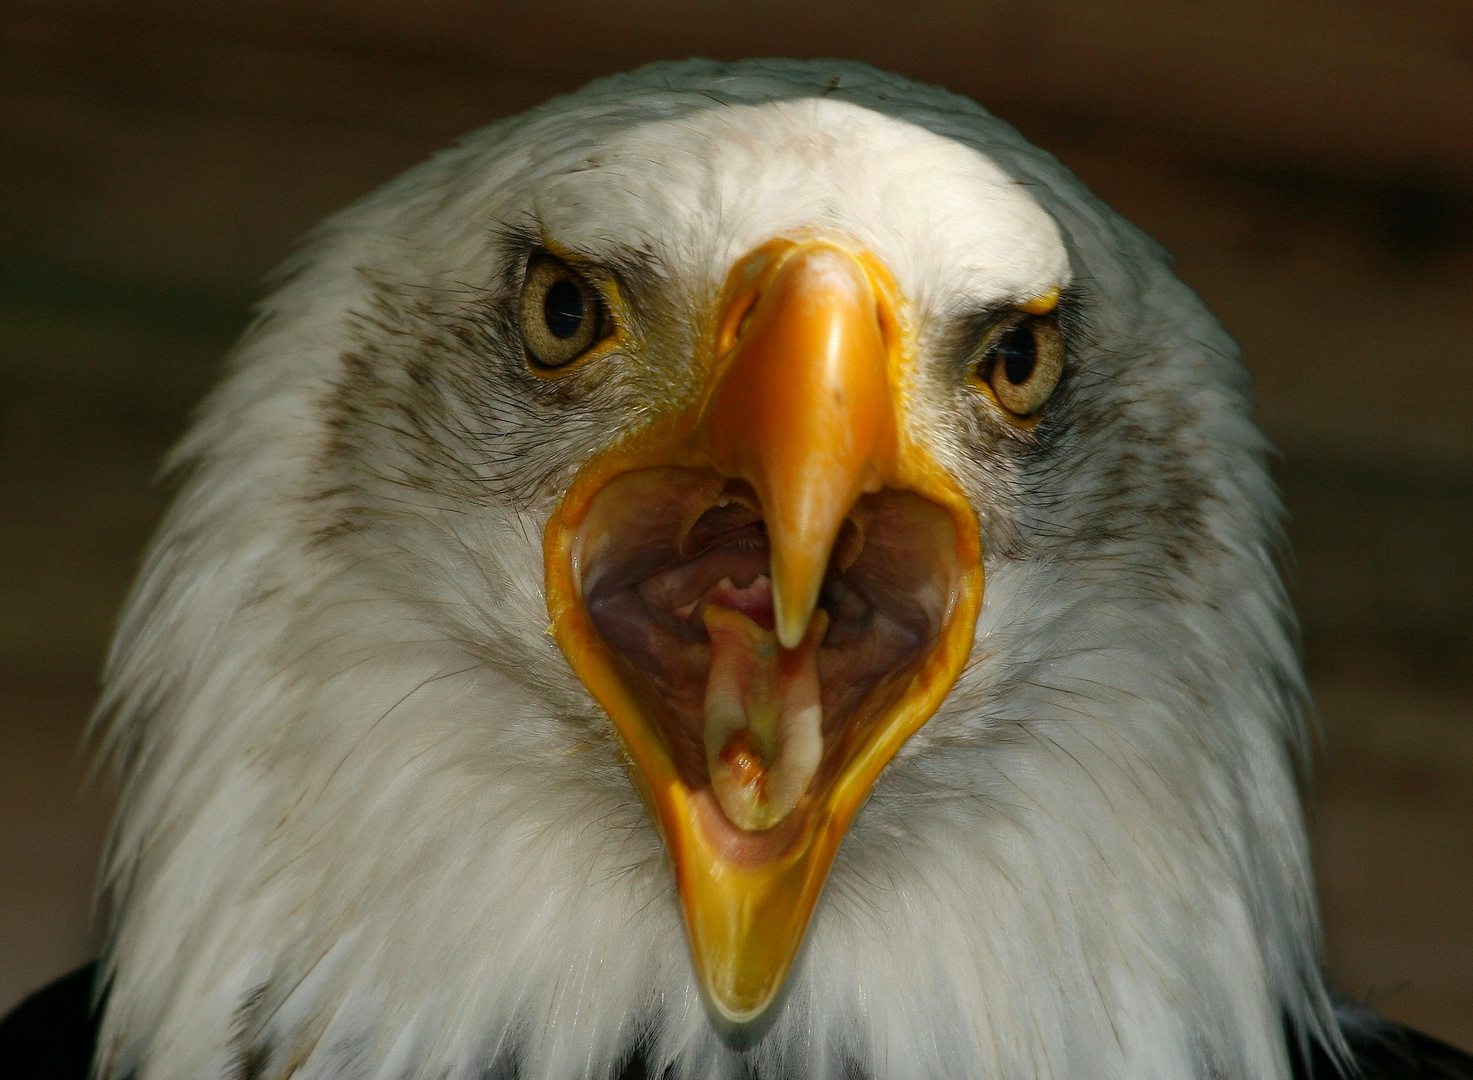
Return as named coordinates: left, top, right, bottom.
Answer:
left=2, top=0, right=1470, bottom=1047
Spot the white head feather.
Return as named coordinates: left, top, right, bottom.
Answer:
left=93, top=59, right=1338, bottom=1080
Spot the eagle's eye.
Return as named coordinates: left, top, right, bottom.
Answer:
left=520, top=254, right=607, bottom=369
left=979, top=312, right=1064, bottom=419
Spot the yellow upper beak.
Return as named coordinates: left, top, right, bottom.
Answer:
left=544, top=239, right=982, bottom=1023
left=698, top=242, right=901, bottom=648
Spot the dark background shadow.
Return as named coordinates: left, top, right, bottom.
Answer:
left=1, top=0, right=1470, bottom=1046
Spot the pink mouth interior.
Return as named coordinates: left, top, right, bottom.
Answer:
left=681, top=574, right=776, bottom=630
left=578, top=467, right=959, bottom=821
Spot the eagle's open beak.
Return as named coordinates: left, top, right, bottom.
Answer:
left=544, top=239, right=983, bottom=1023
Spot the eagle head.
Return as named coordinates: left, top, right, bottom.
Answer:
left=93, top=60, right=1337, bottom=1080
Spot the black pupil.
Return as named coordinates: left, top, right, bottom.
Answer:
left=999, top=325, right=1037, bottom=385
left=544, top=279, right=585, bottom=339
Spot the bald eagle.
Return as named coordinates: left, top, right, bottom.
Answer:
left=3, top=59, right=1470, bottom=1080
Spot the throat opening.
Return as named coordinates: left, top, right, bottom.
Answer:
left=577, top=467, right=958, bottom=832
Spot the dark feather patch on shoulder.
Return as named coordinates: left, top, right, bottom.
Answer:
left=0, top=964, right=102, bottom=1080
left=1290, top=1007, right=1473, bottom=1080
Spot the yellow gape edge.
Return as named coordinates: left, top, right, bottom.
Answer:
left=544, top=239, right=983, bottom=1023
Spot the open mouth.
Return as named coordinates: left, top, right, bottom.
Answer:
left=580, top=467, right=960, bottom=840
left=541, top=237, right=986, bottom=1023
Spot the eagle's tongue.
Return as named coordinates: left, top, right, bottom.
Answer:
left=702, top=577, right=826, bottom=831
